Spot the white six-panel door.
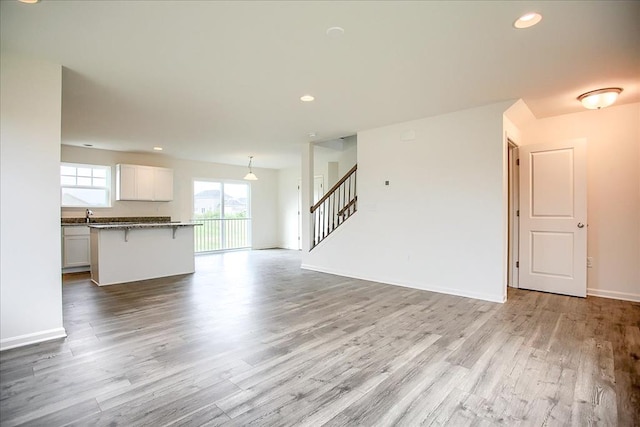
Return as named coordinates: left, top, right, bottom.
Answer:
left=519, top=139, right=587, bottom=297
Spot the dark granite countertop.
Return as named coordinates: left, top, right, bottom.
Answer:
left=88, top=222, right=198, bottom=230
left=62, top=216, right=171, bottom=226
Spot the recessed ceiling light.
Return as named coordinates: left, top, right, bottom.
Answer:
left=18, top=0, right=39, bottom=3
left=514, top=12, right=542, bottom=29
left=153, top=146, right=163, bottom=151
left=577, top=88, right=623, bottom=110
left=308, top=132, right=317, bottom=138
left=326, top=27, right=345, bottom=38
left=300, top=95, right=315, bottom=102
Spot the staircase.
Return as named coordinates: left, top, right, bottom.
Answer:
left=310, top=164, right=357, bottom=249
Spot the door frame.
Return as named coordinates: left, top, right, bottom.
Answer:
left=507, top=139, right=520, bottom=288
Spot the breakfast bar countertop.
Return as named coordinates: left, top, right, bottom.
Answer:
left=62, top=216, right=173, bottom=226
left=87, top=222, right=198, bottom=230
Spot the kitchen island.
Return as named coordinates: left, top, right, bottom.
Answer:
left=89, top=222, right=199, bottom=286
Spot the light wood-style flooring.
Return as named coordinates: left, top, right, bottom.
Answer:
left=1, top=249, right=638, bottom=426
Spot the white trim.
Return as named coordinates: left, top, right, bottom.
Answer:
left=506, top=136, right=520, bottom=290
left=587, top=288, right=640, bottom=302
left=301, top=264, right=506, bottom=304
left=0, top=327, right=67, bottom=352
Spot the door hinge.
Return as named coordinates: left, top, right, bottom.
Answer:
left=516, top=210, right=519, bottom=217
left=516, top=159, right=520, bottom=166
left=516, top=261, right=519, bottom=268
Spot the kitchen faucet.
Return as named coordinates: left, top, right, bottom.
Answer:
left=85, top=209, right=94, bottom=223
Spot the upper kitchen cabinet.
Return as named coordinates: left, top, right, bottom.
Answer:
left=116, top=164, right=173, bottom=201
left=153, top=167, right=174, bottom=201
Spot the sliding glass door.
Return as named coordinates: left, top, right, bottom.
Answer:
left=192, top=181, right=251, bottom=252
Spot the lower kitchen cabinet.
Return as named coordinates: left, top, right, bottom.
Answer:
left=62, top=226, right=91, bottom=272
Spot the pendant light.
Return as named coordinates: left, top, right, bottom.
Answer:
left=244, top=156, right=258, bottom=181
left=577, top=88, right=623, bottom=110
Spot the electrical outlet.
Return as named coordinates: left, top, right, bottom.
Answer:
left=587, top=257, right=593, bottom=268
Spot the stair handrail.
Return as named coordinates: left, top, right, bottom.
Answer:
left=309, top=164, right=357, bottom=249
left=310, top=164, right=357, bottom=214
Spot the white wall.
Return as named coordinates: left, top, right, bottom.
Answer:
left=521, top=103, right=640, bottom=301
left=503, top=99, right=536, bottom=142
left=61, top=146, right=279, bottom=249
left=338, top=135, right=358, bottom=177
left=1, top=56, right=66, bottom=350
left=314, top=136, right=358, bottom=187
left=302, top=101, right=514, bottom=303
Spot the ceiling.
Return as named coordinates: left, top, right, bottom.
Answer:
left=1, top=1, right=639, bottom=169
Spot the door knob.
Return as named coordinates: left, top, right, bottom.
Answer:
left=577, top=222, right=585, bottom=228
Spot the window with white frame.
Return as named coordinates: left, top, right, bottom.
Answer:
left=60, top=163, right=111, bottom=207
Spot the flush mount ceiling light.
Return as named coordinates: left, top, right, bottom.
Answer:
left=326, top=26, right=345, bottom=38
left=514, top=12, right=542, bottom=29
left=153, top=146, right=163, bottom=151
left=300, top=95, right=315, bottom=102
left=18, top=0, right=39, bottom=3
left=577, top=88, right=623, bottom=110
left=244, top=156, right=258, bottom=181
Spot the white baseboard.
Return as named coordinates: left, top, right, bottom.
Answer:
left=301, top=264, right=506, bottom=304
left=587, top=288, right=640, bottom=302
left=0, top=327, right=67, bottom=352
left=62, top=265, right=90, bottom=274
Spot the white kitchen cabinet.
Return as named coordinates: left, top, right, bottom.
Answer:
left=116, top=164, right=173, bottom=201
left=153, top=167, right=174, bottom=201
left=116, top=164, right=137, bottom=200
left=62, top=226, right=91, bottom=272
left=135, top=166, right=155, bottom=200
